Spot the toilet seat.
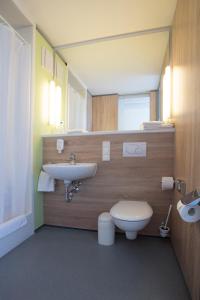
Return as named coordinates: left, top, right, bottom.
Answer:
left=110, top=201, right=153, bottom=221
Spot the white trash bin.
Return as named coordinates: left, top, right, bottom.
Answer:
left=98, top=212, right=115, bottom=246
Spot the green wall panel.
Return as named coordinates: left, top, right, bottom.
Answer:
left=33, top=30, right=67, bottom=229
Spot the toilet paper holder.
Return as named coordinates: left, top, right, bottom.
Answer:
left=160, top=178, right=186, bottom=193
left=175, top=179, right=200, bottom=207
left=181, top=189, right=200, bottom=207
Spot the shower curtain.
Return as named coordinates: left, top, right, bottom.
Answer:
left=0, top=23, right=31, bottom=224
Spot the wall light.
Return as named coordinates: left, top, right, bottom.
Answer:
left=163, top=65, right=171, bottom=122
left=48, top=80, right=56, bottom=125
left=55, top=86, right=62, bottom=126
left=41, top=81, right=49, bottom=123
left=48, top=81, right=62, bottom=126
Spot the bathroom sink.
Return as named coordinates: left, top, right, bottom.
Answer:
left=43, top=162, right=97, bottom=184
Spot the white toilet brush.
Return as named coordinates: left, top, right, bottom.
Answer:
left=159, top=204, right=172, bottom=237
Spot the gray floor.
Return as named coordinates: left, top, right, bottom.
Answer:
left=0, top=226, right=190, bottom=300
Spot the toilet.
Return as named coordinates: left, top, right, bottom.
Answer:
left=110, top=201, right=153, bottom=240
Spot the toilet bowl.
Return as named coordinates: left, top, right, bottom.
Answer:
left=110, top=201, right=153, bottom=240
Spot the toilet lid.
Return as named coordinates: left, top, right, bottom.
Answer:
left=110, top=201, right=153, bottom=221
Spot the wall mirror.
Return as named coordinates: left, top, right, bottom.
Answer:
left=58, top=30, right=170, bottom=132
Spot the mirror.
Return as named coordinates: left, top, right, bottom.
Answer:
left=58, top=30, right=170, bottom=132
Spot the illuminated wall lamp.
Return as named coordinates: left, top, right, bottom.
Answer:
left=54, top=86, right=62, bottom=126
left=48, top=80, right=62, bottom=126
left=163, top=66, right=171, bottom=122
left=41, top=82, right=49, bottom=124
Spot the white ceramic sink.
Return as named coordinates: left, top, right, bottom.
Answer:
left=43, top=162, right=97, bottom=184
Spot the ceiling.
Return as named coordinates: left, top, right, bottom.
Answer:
left=13, top=0, right=177, bottom=94
left=14, top=0, right=177, bottom=46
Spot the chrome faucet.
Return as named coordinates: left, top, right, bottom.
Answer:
left=69, top=152, right=76, bottom=165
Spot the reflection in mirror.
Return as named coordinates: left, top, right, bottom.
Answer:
left=118, top=94, right=152, bottom=131
left=67, top=70, right=87, bottom=131
left=62, top=30, right=170, bottom=132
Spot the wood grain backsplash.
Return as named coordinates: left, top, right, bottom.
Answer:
left=43, top=132, right=174, bottom=236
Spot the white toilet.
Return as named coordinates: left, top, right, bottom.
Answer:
left=110, top=201, right=153, bottom=240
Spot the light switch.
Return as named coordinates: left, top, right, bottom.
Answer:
left=123, top=142, right=147, bottom=157
left=102, top=141, right=110, bottom=161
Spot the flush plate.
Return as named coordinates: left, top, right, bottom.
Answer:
left=123, top=142, right=147, bottom=157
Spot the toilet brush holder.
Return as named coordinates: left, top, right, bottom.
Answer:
left=159, top=204, right=172, bottom=238
left=159, top=225, right=170, bottom=238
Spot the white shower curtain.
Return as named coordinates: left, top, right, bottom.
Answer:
left=0, top=24, right=31, bottom=224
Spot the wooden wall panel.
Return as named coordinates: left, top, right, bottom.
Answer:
left=92, top=94, right=118, bottom=131
left=170, top=0, right=200, bottom=299
left=150, top=91, right=157, bottom=121
left=43, top=132, right=174, bottom=236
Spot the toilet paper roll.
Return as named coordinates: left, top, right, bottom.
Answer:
left=177, top=200, right=200, bottom=223
left=161, top=177, right=174, bottom=191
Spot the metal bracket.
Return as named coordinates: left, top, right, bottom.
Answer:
left=181, top=188, right=200, bottom=207
left=175, top=179, right=186, bottom=195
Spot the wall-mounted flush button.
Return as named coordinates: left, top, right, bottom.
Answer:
left=123, top=142, right=147, bottom=157
left=102, top=141, right=110, bottom=161
left=56, top=139, right=64, bottom=154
